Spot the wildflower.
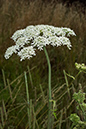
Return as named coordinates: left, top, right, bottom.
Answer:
left=70, top=113, right=80, bottom=124
left=75, top=63, right=86, bottom=71
left=16, top=37, right=30, bottom=48
left=32, top=36, right=49, bottom=50
left=73, top=90, right=85, bottom=104
left=5, top=25, right=76, bottom=61
left=4, top=45, right=19, bottom=59
left=11, top=29, right=25, bottom=42
left=58, top=36, right=72, bottom=49
left=61, top=27, right=76, bottom=37
left=18, top=46, right=36, bottom=61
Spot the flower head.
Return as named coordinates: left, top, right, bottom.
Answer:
left=75, top=63, right=86, bottom=71
left=11, top=29, right=25, bottom=42
left=73, top=90, right=85, bottom=104
left=16, top=37, right=30, bottom=48
left=32, top=36, right=49, bottom=50
left=4, top=45, right=19, bottom=59
left=5, top=25, right=76, bottom=61
left=18, top=46, right=36, bottom=61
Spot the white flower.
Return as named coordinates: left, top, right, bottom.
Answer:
left=11, top=29, right=25, bottom=42
left=32, top=36, right=49, bottom=50
left=53, top=28, right=65, bottom=36
left=48, top=36, right=62, bottom=47
left=48, top=36, right=71, bottom=49
left=61, top=27, right=76, bottom=37
left=16, top=37, right=30, bottom=48
left=59, top=37, right=72, bottom=49
left=24, top=26, right=39, bottom=39
left=17, top=46, right=36, bottom=61
left=5, top=24, right=76, bottom=61
left=4, top=45, right=19, bottom=59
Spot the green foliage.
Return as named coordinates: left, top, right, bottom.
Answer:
left=73, top=90, right=85, bottom=104
left=70, top=89, right=86, bottom=129
left=70, top=114, right=80, bottom=125
left=0, top=61, right=86, bottom=129
left=1, top=62, right=86, bottom=128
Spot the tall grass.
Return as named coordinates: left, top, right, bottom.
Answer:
left=0, top=68, right=76, bottom=128
left=1, top=67, right=86, bottom=128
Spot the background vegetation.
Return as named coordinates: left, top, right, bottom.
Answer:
left=0, top=0, right=86, bottom=128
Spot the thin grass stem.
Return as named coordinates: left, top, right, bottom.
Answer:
left=32, top=105, right=39, bottom=129
left=7, top=79, right=13, bottom=100
left=2, top=100, right=7, bottom=120
left=2, top=69, right=6, bottom=88
left=43, top=47, right=52, bottom=129
left=63, top=70, right=70, bottom=97
left=59, top=109, right=63, bottom=129
left=27, top=66, right=33, bottom=88
left=40, top=84, right=46, bottom=102
left=0, top=107, right=4, bottom=127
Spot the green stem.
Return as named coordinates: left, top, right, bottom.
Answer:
left=79, top=102, right=86, bottom=121
left=43, top=47, right=52, bottom=129
left=70, top=123, right=75, bottom=129
left=24, top=71, right=31, bottom=128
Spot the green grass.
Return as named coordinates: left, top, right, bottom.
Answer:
left=0, top=67, right=86, bottom=128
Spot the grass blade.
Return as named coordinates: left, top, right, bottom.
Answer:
left=40, top=84, right=46, bottom=102
left=59, top=109, right=63, bottom=129
left=12, top=82, right=23, bottom=103
left=32, top=105, right=39, bottom=129
left=27, top=66, right=33, bottom=88
left=0, top=107, right=4, bottom=127
left=63, top=70, right=70, bottom=97
left=2, top=69, right=6, bottom=88
left=7, top=79, right=13, bottom=100
left=2, top=100, right=7, bottom=120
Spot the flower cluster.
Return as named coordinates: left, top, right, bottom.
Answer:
left=73, top=90, right=85, bottom=104
left=75, top=63, right=86, bottom=71
left=18, top=46, right=36, bottom=61
left=4, top=25, right=76, bottom=61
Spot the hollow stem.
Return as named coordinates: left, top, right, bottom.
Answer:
left=43, top=47, right=52, bottom=129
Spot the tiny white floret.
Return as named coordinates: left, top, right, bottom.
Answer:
left=4, top=45, right=19, bottom=59
left=18, top=46, right=36, bottom=61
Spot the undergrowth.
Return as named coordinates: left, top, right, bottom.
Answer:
left=0, top=64, right=86, bottom=128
